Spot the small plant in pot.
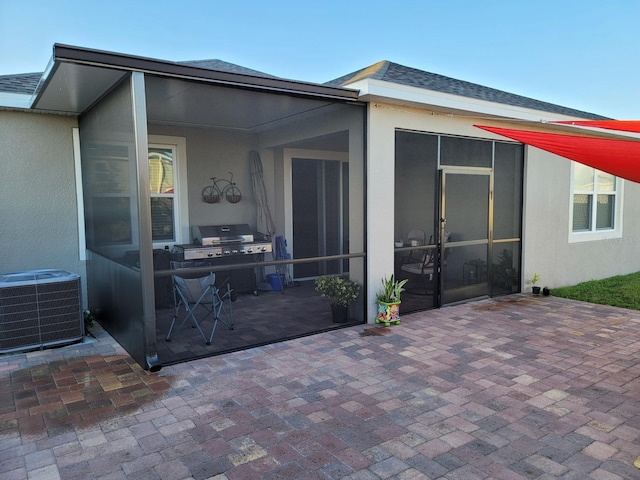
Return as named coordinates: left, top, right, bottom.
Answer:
left=527, top=273, right=541, bottom=295
left=83, top=307, right=98, bottom=338
left=375, top=275, right=408, bottom=326
left=314, top=276, right=360, bottom=323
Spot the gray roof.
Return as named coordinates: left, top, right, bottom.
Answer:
left=1, top=57, right=608, bottom=120
left=0, top=72, right=42, bottom=94
left=178, top=59, right=277, bottom=78
left=326, top=60, right=608, bottom=120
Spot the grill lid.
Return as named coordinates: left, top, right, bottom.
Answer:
left=193, top=224, right=254, bottom=245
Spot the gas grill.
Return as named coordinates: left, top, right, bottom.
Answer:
left=176, top=224, right=272, bottom=260
left=173, top=224, right=272, bottom=294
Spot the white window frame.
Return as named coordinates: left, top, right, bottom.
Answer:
left=568, top=163, right=623, bottom=243
left=148, top=135, right=189, bottom=246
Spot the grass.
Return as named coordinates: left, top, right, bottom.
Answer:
left=551, top=271, right=640, bottom=311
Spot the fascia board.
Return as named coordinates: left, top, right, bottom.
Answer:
left=347, top=78, right=585, bottom=122
left=0, top=92, right=32, bottom=109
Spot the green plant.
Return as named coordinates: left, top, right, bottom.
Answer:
left=376, top=275, right=408, bottom=303
left=494, top=249, right=518, bottom=290
left=527, top=272, right=541, bottom=287
left=83, top=308, right=98, bottom=335
left=314, top=276, right=360, bottom=308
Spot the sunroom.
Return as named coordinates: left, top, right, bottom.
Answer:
left=32, top=44, right=366, bottom=369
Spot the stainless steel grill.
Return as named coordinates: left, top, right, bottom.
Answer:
left=175, top=224, right=272, bottom=260
left=172, top=224, right=272, bottom=295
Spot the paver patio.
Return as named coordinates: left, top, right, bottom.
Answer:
left=1, top=294, right=640, bottom=479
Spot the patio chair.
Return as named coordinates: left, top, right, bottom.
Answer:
left=400, top=232, right=451, bottom=295
left=398, top=230, right=428, bottom=266
left=401, top=248, right=436, bottom=294
left=166, top=261, right=235, bottom=345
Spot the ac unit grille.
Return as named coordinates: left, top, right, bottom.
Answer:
left=0, top=270, right=83, bottom=353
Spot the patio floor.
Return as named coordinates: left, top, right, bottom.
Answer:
left=1, top=294, right=640, bottom=479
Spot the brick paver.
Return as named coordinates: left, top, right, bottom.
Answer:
left=1, top=295, right=640, bottom=479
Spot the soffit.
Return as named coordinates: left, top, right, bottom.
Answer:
left=144, top=75, right=338, bottom=132
left=31, top=44, right=359, bottom=125
left=32, top=62, right=128, bottom=113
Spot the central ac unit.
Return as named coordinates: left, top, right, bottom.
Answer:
left=0, top=269, right=84, bottom=354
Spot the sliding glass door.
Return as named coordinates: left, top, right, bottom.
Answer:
left=292, top=158, right=348, bottom=278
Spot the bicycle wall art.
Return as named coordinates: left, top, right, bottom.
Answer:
left=201, top=173, right=242, bottom=204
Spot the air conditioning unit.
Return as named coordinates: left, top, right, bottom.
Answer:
left=0, top=269, right=84, bottom=354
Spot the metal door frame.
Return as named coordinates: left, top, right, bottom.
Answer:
left=437, top=167, right=493, bottom=306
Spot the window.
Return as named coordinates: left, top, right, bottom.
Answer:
left=570, top=163, right=622, bottom=241
left=149, top=147, right=175, bottom=241
left=148, top=136, right=188, bottom=245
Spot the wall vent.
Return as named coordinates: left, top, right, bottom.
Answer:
left=0, top=269, right=83, bottom=354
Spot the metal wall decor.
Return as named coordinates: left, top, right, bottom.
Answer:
left=202, top=173, right=242, bottom=204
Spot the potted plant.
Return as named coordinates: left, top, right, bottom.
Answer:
left=494, top=249, right=519, bottom=293
left=314, top=276, right=360, bottom=323
left=527, top=272, right=541, bottom=295
left=375, top=275, right=408, bottom=326
left=83, top=307, right=98, bottom=338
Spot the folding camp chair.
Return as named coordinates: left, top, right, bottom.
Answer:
left=166, top=262, right=235, bottom=345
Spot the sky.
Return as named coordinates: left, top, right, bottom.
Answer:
left=1, top=0, right=639, bottom=119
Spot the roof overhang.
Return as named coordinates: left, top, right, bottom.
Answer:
left=31, top=44, right=359, bottom=115
left=345, top=77, right=595, bottom=123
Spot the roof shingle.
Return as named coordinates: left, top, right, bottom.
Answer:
left=178, top=59, right=277, bottom=78
left=0, top=72, right=42, bottom=95
left=326, top=60, right=608, bottom=120
left=1, top=58, right=608, bottom=120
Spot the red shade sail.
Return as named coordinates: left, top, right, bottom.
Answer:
left=552, top=120, right=640, bottom=134
left=475, top=125, right=640, bottom=184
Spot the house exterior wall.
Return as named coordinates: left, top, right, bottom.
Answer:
left=522, top=146, right=640, bottom=289
left=149, top=125, right=260, bottom=236
left=367, top=105, right=396, bottom=313
left=367, top=101, right=640, bottom=310
left=0, top=110, right=86, bottom=297
left=367, top=103, right=507, bottom=313
left=4, top=73, right=640, bottom=338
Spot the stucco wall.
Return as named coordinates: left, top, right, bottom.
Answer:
left=367, top=104, right=502, bottom=311
left=368, top=101, right=640, bottom=304
left=0, top=110, right=86, bottom=296
left=149, top=125, right=260, bottom=236
left=522, top=147, right=640, bottom=289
